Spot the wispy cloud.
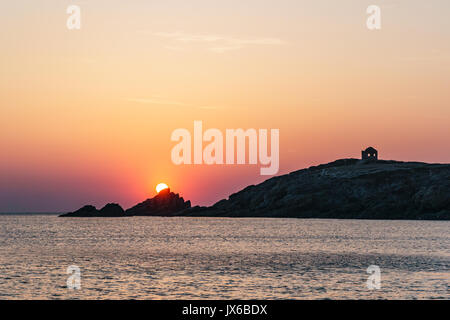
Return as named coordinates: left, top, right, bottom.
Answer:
left=126, top=97, right=219, bottom=110
left=153, top=31, right=286, bottom=53
left=126, top=97, right=190, bottom=107
left=163, top=45, right=189, bottom=52
left=209, top=46, right=243, bottom=53
left=399, top=50, right=449, bottom=62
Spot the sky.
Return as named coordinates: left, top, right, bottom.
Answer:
left=1, top=0, right=450, bottom=212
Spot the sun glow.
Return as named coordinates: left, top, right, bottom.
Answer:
left=156, top=183, right=169, bottom=193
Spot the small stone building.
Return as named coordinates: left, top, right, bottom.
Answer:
left=362, top=147, right=378, bottom=160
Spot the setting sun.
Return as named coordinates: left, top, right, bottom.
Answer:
left=156, top=183, right=169, bottom=193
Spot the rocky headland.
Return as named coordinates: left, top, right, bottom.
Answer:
left=180, top=159, right=450, bottom=220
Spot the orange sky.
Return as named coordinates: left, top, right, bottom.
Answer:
left=1, top=1, right=449, bottom=211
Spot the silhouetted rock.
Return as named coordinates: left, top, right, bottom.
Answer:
left=59, top=205, right=99, bottom=217
left=179, top=159, right=450, bottom=220
left=99, top=203, right=125, bottom=217
left=125, top=188, right=191, bottom=216
left=60, top=189, right=190, bottom=217
left=60, top=159, right=450, bottom=220
left=60, top=203, right=125, bottom=217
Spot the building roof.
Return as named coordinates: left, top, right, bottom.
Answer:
left=363, top=147, right=377, bottom=153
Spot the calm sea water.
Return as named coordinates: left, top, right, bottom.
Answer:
left=0, top=215, right=448, bottom=299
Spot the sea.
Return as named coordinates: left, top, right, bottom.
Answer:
left=0, top=214, right=448, bottom=299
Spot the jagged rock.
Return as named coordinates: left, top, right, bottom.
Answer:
left=60, top=203, right=125, bottom=217
left=60, top=189, right=190, bottom=217
left=98, top=203, right=125, bottom=217
left=59, top=205, right=99, bottom=217
left=125, top=188, right=191, bottom=216
left=179, top=159, right=450, bottom=220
